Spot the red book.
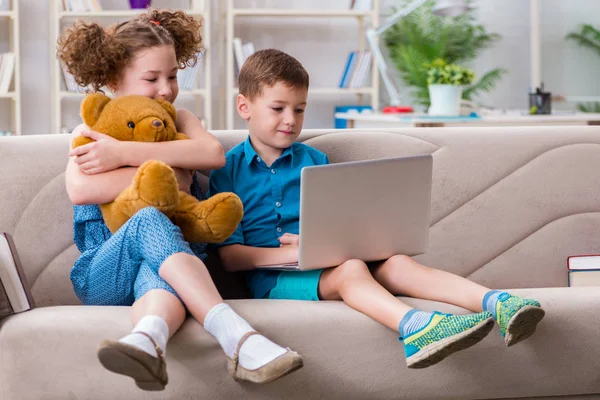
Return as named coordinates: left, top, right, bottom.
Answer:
left=567, top=254, right=600, bottom=270
left=567, top=254, right=600, bottom=287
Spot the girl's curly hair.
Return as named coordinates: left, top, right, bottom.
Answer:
left=56, top=9, right=203, bottom=92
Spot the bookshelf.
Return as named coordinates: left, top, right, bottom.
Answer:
left=220, top=0, right=380, bottom=130
left=0, top=0, right=21, bottom=135
left=49, top=0, right=213, bottom=134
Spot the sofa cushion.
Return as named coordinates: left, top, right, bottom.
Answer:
left=1, top=288, right=599, bottom=400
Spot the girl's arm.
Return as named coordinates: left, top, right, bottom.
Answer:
left=70, top=109, right=225, bottom=173
left=66, top=124, right=192, bottom=205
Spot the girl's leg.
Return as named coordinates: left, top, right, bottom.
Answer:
left=86, top=207, right=300, bottom=387
left=158, top=253, right=303, bottom=383
left=371, top=255, right=545, bottom=346
left=318, top=259, right=494, bottom=368
left=98, top=286, right=185, bottom=391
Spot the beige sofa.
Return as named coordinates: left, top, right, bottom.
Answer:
left=2, top=127, right=600, bottom=400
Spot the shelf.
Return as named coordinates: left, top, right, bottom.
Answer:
left=229, top=87, right=375, bottom=96
left=0, top=92, right=15, bottom=99
left=310, top=87, right=375, bottom=95
left=0, top=11, right=13, bottom=19
left=60, top=89, right=207, bottom=98
left=232, top=9, right=374, bottom=17
left=59, top=10, right=206, bottom=18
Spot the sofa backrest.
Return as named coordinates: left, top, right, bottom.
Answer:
left=3, top=126, right=600, bottom=306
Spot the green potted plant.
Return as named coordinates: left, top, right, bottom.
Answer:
left=383, top=0, right=505, bottom=107
left=425, top=59, right=475, bottom=115
left=566, top=24, right=600, bottom=112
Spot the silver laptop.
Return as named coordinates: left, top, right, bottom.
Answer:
left=256, top=155, right=433, bottom=271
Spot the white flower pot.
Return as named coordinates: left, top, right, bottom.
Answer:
left=428, top=84, right=463, bottom=116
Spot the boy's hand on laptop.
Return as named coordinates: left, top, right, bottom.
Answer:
left=278, top=233, right=299, bottom=247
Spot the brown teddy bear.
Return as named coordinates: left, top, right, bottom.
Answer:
left=72, top=93, right=243, bottom=244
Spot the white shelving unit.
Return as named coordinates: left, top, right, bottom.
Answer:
left=49, top=0, right=212, bottom=134
left=220, top=0, right=380, bottom=129
left=0, top=1, right=21, bottom=135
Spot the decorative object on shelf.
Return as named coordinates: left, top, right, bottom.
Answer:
left=129, top=0, right=152, bottom=9
left=528, top=83, right=551, bottom=115
left=0, top=0, right=10, bottom=12
left=380, top=0, right=505, bottom=107
left=425, top=58, right=474, bottom=116
left=565, top=24, right=600, bottom=113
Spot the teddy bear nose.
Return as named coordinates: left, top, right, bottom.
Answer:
left=152, top=119, right=163, bottom=128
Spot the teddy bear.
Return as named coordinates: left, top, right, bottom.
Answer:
left=71, top=93, right=243, bottom=244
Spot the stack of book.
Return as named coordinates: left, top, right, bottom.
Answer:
left=338, top=50, right=372, bottom=89
left=350, top=0, right=373, bottom=11
left=62, top=0, right=102, bottom=12
left=0, top=233, right=35, bottom=320
left=178, top=52, right=205, bottom=91
left=0, top=53, right=15, bottom=94
left=567, top=254, right=600, bottom=287
left=233, top=38, right=255, bottom=79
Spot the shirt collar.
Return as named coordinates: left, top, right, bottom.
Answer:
left=243, top=135, right=296, bottom=166
left=243, top=136, right=258, bottom=166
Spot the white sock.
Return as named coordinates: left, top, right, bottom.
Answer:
left=119, top=315, right=169, bottom=358
left=203, top=303, right=287, bottom=371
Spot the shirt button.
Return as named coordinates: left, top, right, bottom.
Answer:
left=276, top=227, right=282, bottom=233
left=276, top=202, right=281, bottom=207
left=256, top=157, right=261, bottom=162
left=271, top=169, right=276, bottom=174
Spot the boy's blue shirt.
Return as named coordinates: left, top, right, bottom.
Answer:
left=208, top=135, right=329, bottom=298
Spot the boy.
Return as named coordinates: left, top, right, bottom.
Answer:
left=209, top=49, right=545, bottom=369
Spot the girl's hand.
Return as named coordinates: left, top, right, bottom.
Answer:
left=68, top=130, right=124, bottom=174
left=279, top=233, right=300, bottom=247
left=173, top=167, right=193, bottom=194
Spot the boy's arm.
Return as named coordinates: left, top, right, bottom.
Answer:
left=209, top=165, right=296, bottom=271
left=217, top=244, right=298, bottom=272
left=66, top=125, right=191, bottom=205
left=69, top=109, right=225, bottom=174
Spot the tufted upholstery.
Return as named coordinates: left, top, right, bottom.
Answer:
left=3, top=127, right=600, bottom=306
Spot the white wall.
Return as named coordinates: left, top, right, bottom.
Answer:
left=12, top=0, right=600, bottom=134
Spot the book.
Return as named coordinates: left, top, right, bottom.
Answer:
left=0, top=52, right=15, bottom=93
left=569, top=271, right=600, bottom=287
left=567, top=254, right=600, bottom=287
left=567, top=254, right=600, bottom=270
left=0, top=232, right=35, bottom=319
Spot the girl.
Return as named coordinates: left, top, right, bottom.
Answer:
left=57, top=9, right=302, bottom=391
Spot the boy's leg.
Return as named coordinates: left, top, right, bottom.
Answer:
left=371, top=255, right=545, bottom=346
left=315, top=259, right=494, bottom=369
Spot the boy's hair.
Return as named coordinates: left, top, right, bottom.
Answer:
left=238, top=49, right=309, bottom=101
left=56, top=9, right=203, bottom=92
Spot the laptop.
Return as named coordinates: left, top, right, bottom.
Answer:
left=256, top=154, right=433, bottom=271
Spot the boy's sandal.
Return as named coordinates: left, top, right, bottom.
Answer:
left=97, top=332, right=168, bottom=391
left=227, top=331, right=304, bottom=384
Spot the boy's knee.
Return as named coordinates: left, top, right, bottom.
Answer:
left=388, top=254, right=413, bottom=266
left=335, top=259, right=370, bottom=280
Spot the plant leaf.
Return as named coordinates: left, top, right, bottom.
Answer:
left=462, top=68, right=507, bottom=100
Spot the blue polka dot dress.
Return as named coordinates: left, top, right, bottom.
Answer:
left=70, top=173, right=207, bottom=306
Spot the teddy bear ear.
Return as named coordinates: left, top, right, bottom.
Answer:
left=80, top=93, right=111, bottom=127
left=155, top=99, right=177, bottom=122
